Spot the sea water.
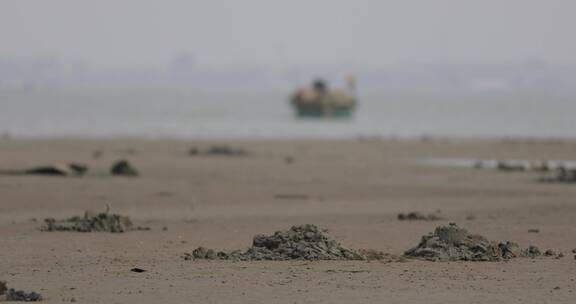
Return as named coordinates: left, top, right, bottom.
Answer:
left=1, top=91, right=574, bottom=139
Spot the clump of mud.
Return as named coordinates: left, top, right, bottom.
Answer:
left=1, top=281, right=42, bottom=302
left=0, top=281, right=7, bottom=296
left=0, top=163, right=88, bottom=177
left=189, top=145, right=247, bottom=156
left=398, top=212, right=442, bottom=221
left=110, top=159, right=139, bottom=176
left=6, top=289, right=43, bottom=302
left=540, top=167, right=576, bottom=183
left=41, top=210, right=148, bottom=233
left=186, top=224, right=369, bottom=261
left=404, top=223, right=548, bottom=261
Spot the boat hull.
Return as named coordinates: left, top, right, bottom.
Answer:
left=294, top=105, right=354, bottom=118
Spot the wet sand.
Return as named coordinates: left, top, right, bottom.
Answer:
left=1, top=138, right=576, bottom=303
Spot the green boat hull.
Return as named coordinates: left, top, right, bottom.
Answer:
left=294, top=105, right=354, bottom=118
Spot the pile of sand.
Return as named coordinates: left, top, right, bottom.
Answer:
left=187, top=224, right=366, bottom=261
left=41, top=211, right=148, bottom=233
left=405, top=223, right=544, bottom=261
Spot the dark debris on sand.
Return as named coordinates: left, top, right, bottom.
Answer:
left=1, top=281, right=42, bottom=302
left=6, top=289, right=42, bottom=302
left=0, top=163, right=88, bottom=177
left=41, top=211, right=149, bottom=233
left=189, top=145, right=247, bottom=157
left=185, top=224, right=393, bottom=261
left=539, top=167, right=576, bottom=183
left=404, top=223, right=553, bottom=261
left=0, top=281, right=7, bottom=296
left=398, top=212, right=443, bottom=221
left=110, top=159, right=139, bottom=177
left=24, top=163, right=88, bottom=177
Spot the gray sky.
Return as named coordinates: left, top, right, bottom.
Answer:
left=1, top=0, right=576, bottom=67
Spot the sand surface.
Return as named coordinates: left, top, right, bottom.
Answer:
left=1, top=138, right=576, bottom=303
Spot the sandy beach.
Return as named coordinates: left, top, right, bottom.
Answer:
left=1, top=137, right=576, bottom=303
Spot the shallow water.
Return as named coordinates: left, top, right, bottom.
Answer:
left=1, top=91, right=575, bottom=139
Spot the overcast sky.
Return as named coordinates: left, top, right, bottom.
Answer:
left=1, top=0, right=576, bottom=67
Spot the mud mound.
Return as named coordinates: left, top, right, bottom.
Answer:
left=540, top=167, right=576, bottom=183
left=41, top=211, right=148, bottom=233
left=404, top=223, right=545, bottom=261
left=1, top=281, right=42, bottom=301
left=0, top=163, right=88, bottom=177
left=186, top=224, right=366, bottom=261
left=398, top=212, right=442, bottom=221
left=6, top=289, right=42, bottom=302
left=496, top=160, right=527, bottom=172
left=189, top=145, right=247, bottom=156
left=110, top=159, right=139, bottom=176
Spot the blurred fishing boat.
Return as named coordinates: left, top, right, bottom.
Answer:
left=290, top=76, right=357, bottom=118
